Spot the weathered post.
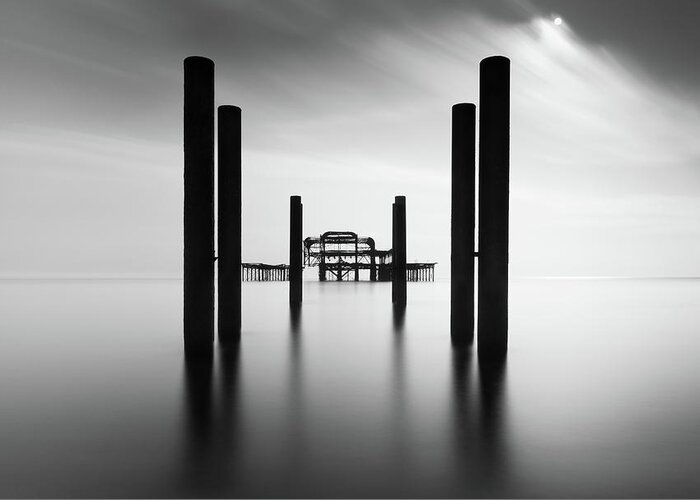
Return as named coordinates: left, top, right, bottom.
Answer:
left=218, top=105, right=242, bottom=344
left=289, top=196, right=303, bottom=305
left=392, top=196, right=407, bottom=305
left=451, top=103, right=476, bottom=345
left=477, top=56, right=510, bottom=360
left=184, top=56, right=214, bottom=355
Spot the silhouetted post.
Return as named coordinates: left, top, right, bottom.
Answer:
left=392, top=196, right=407, bottom=305
left=391, top=202, right=396, bottom=302
left=451, top=103, right=476, bottom=345
left=218, top=105, right=241, bottom=344
left=184, top=56, right=214, bottom=355
left=354, top=235, right=360, bottom=281
left=289, top=196, right=303, bottom=305
left=477, top=56, right=510, bottom=360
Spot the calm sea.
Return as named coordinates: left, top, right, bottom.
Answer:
left=0, top=278, right=699, bottom=497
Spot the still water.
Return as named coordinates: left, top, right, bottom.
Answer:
left=0, top=278, right=699, bottom=497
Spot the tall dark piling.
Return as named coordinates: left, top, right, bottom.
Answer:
left=451, top=103, right=476, bottom=345
left=184, top=56, right=214, bottom=355
left=289, top=196, right=303, bottom=305
left=392, top=196, right=407, bottom=305
left=218, top=105, right=241, bottom=344
left=477, top=56, right=510, bottom=360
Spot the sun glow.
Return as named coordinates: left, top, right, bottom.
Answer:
left=530, top=16, right=575, bottom=53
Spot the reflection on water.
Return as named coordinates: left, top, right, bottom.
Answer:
left=1, top=279, right=700, bottom=497
left=477, top=358, right=508, bottom=492
left=449, top=345, right=511, bottom=497
left=180, top=352, right=214, bottom=496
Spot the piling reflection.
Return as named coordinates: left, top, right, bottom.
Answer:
left=218, top=342, right=242, bottom=485
left=451, top=345, right=474, bottom=452
left=391, top=304, right=406, bottom=408
left=179, top=351, right=215, bottom=496
left=177, top=296, right=515, bottom=497
left=477, top=357, right=509, bottom=490
left=450, top=345, right=512, bottom=495
left=391, top=303, right=408, bottom=479
left=289, top=303, right=302, bottom=334
left=183, top=350, right=213, bottom=447
left=478, top=357, right=507, bottom=444
left=178, top=344, right=242, bottom=496
left=285, top=303, right=306, bottom=491
left=392, top=303, right=406, bottom=332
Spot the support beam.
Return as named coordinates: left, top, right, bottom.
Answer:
left=477, top=56, right=510, bottom=360
left=184, top=56, right=214, bottom=355
left=218, top=105, right=242, bottom=344
left=392, top=196, right=407, bottom=305
left=451, top=103, right=476, bottom=345
left=289, top=196, right=303, bottom=305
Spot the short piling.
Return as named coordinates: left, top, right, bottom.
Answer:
left=477, top=56, right=510, bottom=360
left=289, top=196, right=303, bottom=305
left=451, top=103, right=476, bottom=345
left=392, top=202, right=396, bottom=302
left=392, top=196, right=407, bottom=305
left=218, top=105, right=242, bottom=344
left=184, top=56, right=214, bottom=355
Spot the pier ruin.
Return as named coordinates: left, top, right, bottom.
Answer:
left=241, top=230, right=435, bottom=283
left=303, top=231, right=435, bottom=282
left=183, top=54, right=510, bottom=360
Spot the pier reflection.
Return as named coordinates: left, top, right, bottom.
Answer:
left=175, top=296, right=515, bottom=497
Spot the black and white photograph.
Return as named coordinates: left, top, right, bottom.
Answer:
left=1, top=0, right=699, bottom=498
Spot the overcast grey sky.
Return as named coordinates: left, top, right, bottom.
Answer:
left=1, top=0, right=699, bottom=277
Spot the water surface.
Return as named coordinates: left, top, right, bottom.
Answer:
left=0, top=278, right=699, bottom=497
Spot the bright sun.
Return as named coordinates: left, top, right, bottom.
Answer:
left=554, top=17, right=563, bottom=25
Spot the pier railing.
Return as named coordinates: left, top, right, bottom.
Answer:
left=240, top=262, right=434, bottom=282
left=241, top=263, right=289, bottom=281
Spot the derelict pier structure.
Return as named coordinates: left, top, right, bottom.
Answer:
left=303, top=231, right=434, bottom=282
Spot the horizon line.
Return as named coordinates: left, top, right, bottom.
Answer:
left=1, top=274, right=699, bottom=281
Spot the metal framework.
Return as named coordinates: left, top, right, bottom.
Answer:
left=304, top=231, right=434, bottom=282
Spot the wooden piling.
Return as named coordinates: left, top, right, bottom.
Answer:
left=451, top=103, right=476, bottom=345
left=477, top=56, right=510, bottom=360
left=218, top=105, right=242, bottom=344
left=184, top=56, right=214, bottom=355
left=392, top=196, right=407, bottom=305
left=289, top=196, right=303, bottom=305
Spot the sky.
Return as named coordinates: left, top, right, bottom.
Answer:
left=0, top=0, right=699, bottom=278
